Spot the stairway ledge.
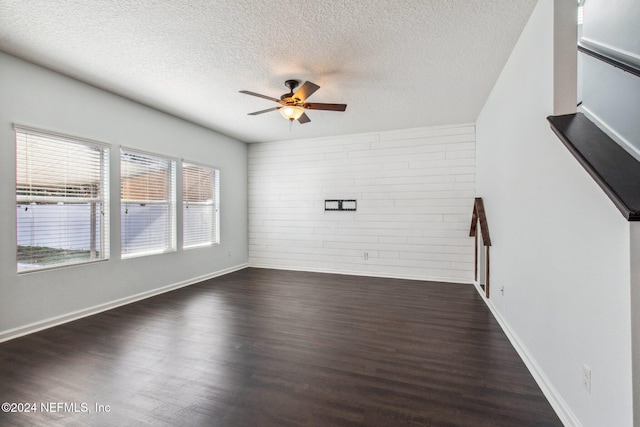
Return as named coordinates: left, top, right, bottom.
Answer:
left=547, top=113, right=640, bottom=221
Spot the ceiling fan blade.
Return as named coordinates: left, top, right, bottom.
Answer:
left=293, top=81, right=320, bottom=102
left=303, top=102, right=347, bottom=111
left=297, top=113, right=311, bottom=124
left=248, top=107, right=280, bottom=115
left=239, top=90, right=280, bottom=103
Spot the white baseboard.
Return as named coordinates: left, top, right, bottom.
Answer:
left=0, top=263, right=249, bottom=344
left=472, top=281, right=581, bottom=427
left=249, top=263, right=473, bottom=285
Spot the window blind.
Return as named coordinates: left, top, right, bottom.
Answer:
left=120, top=149, right=176, bottom=258
left=183, top=162, right=219, bottom=249
left=15, top=126, right=110, bottom=272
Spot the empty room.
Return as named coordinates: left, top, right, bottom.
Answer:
left=0, top=0, right=638, bottom=426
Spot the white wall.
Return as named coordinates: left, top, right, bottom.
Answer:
left=632, top=222, right=640, bottom=427
left=0, top=52, right=248, bottom=339
left=248, top=125, right=475, bottom=283
left=581, top=0, right=640, bottom=58
left=476, top=1, right=633, bottom=426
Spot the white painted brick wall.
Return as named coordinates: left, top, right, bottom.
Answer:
left=248, top=124, right=476, bottom=283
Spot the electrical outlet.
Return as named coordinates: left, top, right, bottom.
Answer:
left=228, top=249, right=232, bottom=257
left=500, top=286, right=504, bottom=296
left=364, top=252, right=368, bottom=260
left=583, top=364, right=591, bottom=393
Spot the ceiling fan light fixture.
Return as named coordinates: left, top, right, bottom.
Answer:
left=241, top=80, right=347, bottom=124
left=279, top=105, right=305, bottom=121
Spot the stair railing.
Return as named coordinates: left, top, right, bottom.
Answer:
left=470, top=197, right=492, bottom=298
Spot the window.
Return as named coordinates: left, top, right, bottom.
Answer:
left=15, top=126, right=110, bottom=272
left=183, top=162, right=219, bottom=249
left=120, top=149, right=176, bottom=258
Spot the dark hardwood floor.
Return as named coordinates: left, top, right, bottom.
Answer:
left=0, top=268, right=562, bottom=426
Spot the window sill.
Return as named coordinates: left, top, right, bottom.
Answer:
left=547, top=113, right=640, bottom=221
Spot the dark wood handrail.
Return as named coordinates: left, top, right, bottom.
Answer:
left=470, top=197, right=491, bottom=298
left=470, top=197, right=491, bottom=246
left=578, top=40, right=640, bottom=79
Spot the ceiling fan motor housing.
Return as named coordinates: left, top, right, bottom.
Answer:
left=281, top=80, right=300, bottom=103
left=284, top=79, right=299, bottom=91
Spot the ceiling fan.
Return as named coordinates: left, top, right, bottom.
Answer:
left=240, top=80, right=347, bottom=124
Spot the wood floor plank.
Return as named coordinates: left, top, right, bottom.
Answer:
left=0, top=268, right=562, bottom=426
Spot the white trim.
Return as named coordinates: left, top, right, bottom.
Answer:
left=182, top=158, right=222, bottom=172
left=17, top=258, right=109, bottom=276
left=119, top=145, right=180, bottom=163
left=472, top=281, right=581, bottom=427
left=471, top=279, right=486, bottom=298
left=120, top=247, right=177, bottom=259
left=0, top=263, right=248, bottom=344
left=249, top=263, right=473, bottom=285
left=13, top=123, right=112, bottom=149
left=579, top=105, right=640, bottom=162
left=183, top=242, right=215, bottom=250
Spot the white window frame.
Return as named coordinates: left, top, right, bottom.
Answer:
left=182, top=161, right=220, bottom=249
left=120, top=148, right=176, bottom=259
left=15, top=125, right=110, bottom=273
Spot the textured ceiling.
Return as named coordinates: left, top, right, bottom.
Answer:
left=0, top=0, right=537, bottom=143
